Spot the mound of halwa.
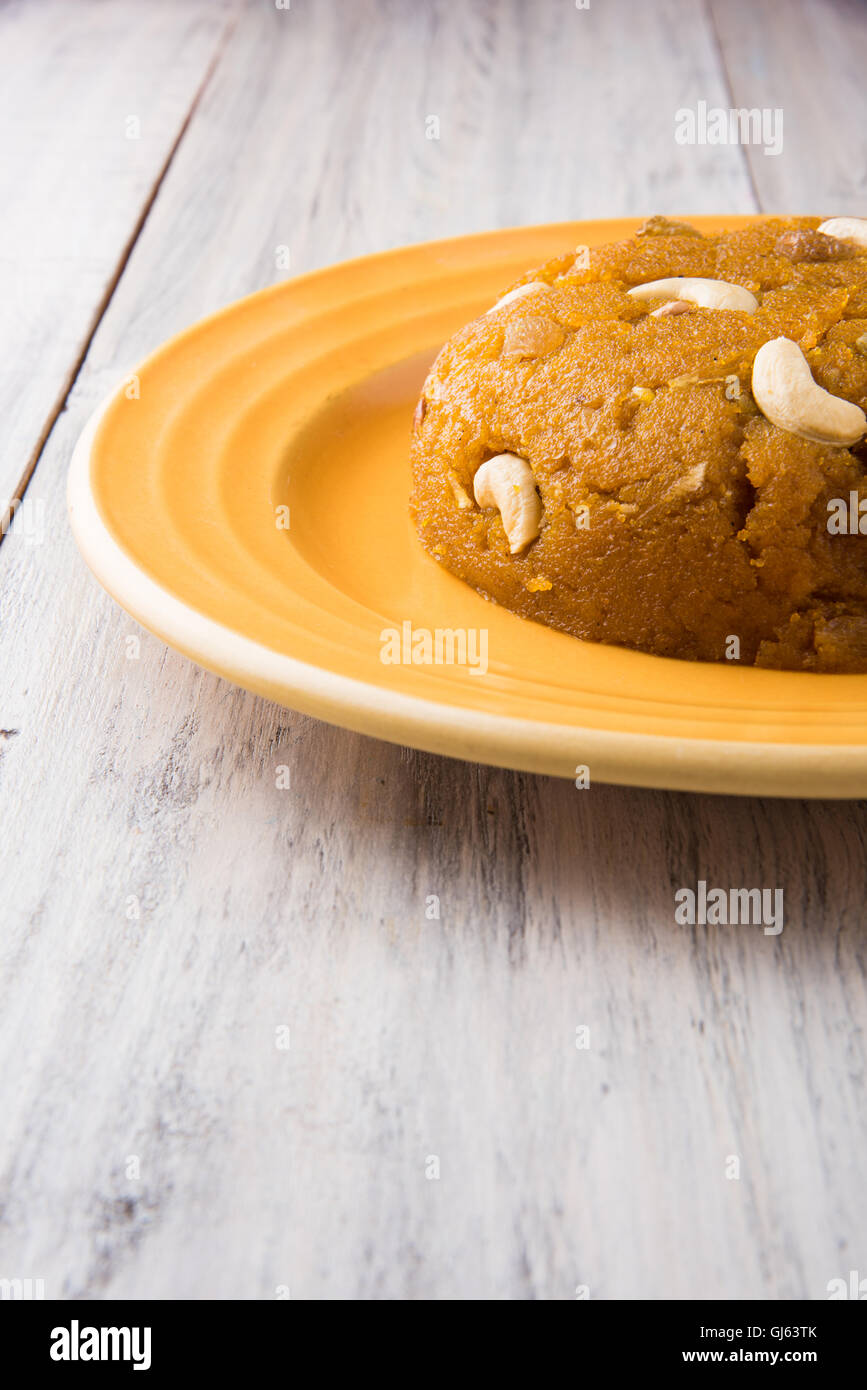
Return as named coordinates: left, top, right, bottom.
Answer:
left=409, top=217, right=867, bottom=671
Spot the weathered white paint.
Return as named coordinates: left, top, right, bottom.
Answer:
left=0, top=0, right=865, bottom=1301
left=0, top=0, right=236, bottom=514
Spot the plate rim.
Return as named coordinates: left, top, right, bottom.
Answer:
left=67, top=219, right=867, bottom=798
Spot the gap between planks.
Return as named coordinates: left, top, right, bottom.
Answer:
left=703, top=0, right=764, bottom=216
left=0, top=0, right=245, bottom=550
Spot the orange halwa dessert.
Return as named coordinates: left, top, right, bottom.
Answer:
left=410, top=217, right=867, bottom=671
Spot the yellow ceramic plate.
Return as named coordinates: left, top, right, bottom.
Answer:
left=68, top=217, right=867, bottom=797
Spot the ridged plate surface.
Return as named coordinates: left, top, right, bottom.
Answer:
left=68, top=217, right=867, bottom=796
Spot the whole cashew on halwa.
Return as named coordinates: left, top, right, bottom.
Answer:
left=817, top=217, right=867, bottom=249
left=628, top=277, right=758, bottom=314
left=751, top=337, right=867, bottom=447
left=473, top=453, right=542, bottom=553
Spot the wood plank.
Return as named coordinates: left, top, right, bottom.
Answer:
left=0, top=0, right=238, bottom=520
left=5, top=0, right=862, bottom=1301
left=710, top=0, right=867, bottom=212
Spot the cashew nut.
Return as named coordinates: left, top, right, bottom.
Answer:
left=817, top=217, right=867, bottom=249
left=486, top=281, right=548, bottom=314
left=650, top=299, right=692, bottom=318
left=628, top=277, right=758, bottom=314
left=751, top=337, right=866, bottom=446
left=473, top=453, right=542, bottom=553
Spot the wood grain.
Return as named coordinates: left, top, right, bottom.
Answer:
left=710, top=0, right=867, bottom=214
left=0, top=0, right=238, bottom=519
left=1, top=0, right=865, bottom=1301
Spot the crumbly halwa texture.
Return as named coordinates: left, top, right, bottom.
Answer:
left=409, top=218, right=867, bottom=671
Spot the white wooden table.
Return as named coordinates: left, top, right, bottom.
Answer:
left=2, top=0, right=866, bottom=1301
